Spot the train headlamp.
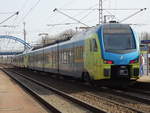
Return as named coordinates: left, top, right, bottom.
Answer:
left=104, top=60, right=113, bottom=64
left=130, top=58, right=138, bottom=64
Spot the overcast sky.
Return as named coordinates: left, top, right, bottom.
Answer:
left=0, top=0, right=149, bottom=44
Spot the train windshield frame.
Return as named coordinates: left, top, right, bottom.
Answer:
left=103, top=24, right=136, bottom=53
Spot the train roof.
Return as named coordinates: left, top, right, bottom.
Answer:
left=25, top=23, right=132, bottom=54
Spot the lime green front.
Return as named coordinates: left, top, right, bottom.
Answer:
left=130, top=63, right=140, bottom=79
left=84, top=34, right=110, bottom=80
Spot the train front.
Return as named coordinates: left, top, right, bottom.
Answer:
left=99, top=23, right=140, bottom=80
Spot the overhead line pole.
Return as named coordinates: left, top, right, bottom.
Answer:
left=99, top=0, right=103, bottom=24
left=23, top=22, right=26, bottom=51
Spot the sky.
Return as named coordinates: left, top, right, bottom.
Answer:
left=0, top=0, right=150, bottom=45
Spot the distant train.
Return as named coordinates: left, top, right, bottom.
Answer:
left=4, top=23, right=140, bottom=82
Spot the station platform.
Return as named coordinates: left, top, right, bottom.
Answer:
left=0, top=70, right=48, bottom=113
left=137, top=75, right=150, bottom=83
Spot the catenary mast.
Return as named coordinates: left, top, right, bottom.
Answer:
left=99, top=0, right=103, bottom=24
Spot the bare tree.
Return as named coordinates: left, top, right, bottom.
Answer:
left=33, top=29, right=77, bottom=50
left=140, top=32, right=150, bottom=40
left=40, top=29, right=76, bottom=45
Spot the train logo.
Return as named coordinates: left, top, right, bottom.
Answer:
left=120, top=56, right=124, bottom=60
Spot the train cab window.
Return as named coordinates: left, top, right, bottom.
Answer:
left=63, top=51, right=67, bottom=64
left=89, top=40, right=92, bottom=51
left=92, top=39, right=98, bottom=52
left=80, top=47, right=83, bottom=58
left=90, top=39, right=98, bottom=52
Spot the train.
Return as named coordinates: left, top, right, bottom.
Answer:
left=3, top=23, right=140, bottom=83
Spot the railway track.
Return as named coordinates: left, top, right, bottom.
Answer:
left=1, top=68, right=107, bottom=113
left=2, top=67, right=150, bottom=113
left=126, top=88, right=150, bottom=97
left=97, top=86, right=150, bottom=105
left=130, top=82, right=150, bottom=93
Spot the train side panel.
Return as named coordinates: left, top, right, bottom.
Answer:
left=43, top=45, right=59, bottom=73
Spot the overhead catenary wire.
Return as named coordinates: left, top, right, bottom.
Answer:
left=14, top=0, right=29, bottom=26
left=47, top=23, right=78, bottom=26
left=0, top=12, right=19, bottom=38
left=0, top=12, right=19, bottom=25
left=44, top=0, right=79, bottom=29
left=19, top=0, right=29, bottom=12
left=53, top=8, right=89, bottom=27
left=58, top=0, right=110, bottom=12
left=60, top=0, right=77, bottom=8
left=54, top=0, right=146, bottom=25
left=54, top=0, right=141, bottom=25
left=0, top=12, right=19, bottom=14
left=58, top=8, right=145, bottom=11
left=0, top=25, right=18, bottom=28
left=73, top=3, right=98, bottom=21
left=0, top=0, right=40, bottom=53
left=11, top=13, right=19, bottom=27
left=18, top=0, right=41, bottom=24
left=120, top=8, right=147, bottom=23
left=128, top=23, right=150, bottom=26
left=47, top=3, right=98, bottom=28
left=0, top=0, right=30, bottom=37
left=79, top=10, right=95, bottom=21
left=79, top=4, right=99, bottom=21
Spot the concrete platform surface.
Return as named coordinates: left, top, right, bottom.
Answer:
left=0, top=70, right=48, bottom=113
left=137, top=75, right=150, bottom=83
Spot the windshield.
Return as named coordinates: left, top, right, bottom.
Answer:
left=103, top=24, right=136, bottom=52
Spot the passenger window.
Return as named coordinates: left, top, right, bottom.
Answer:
left=63, top=51, right=67, bottom=64
left=89, top=40, right=92, bottom=52
left=92, top=39, right=98, bottom=52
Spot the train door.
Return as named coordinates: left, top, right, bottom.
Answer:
left=42, top=48, right=45, bottom=71
left=24, top=54, right=28, bottom=68
left=57, top=43, right=59, bottom=72
left=70, top=46, right=75, bottom=75
left=85, top=35, right=102, bottom=80
left=74, top=43, right=84, bottom=77
left=51, top=46, right=58, bottom=73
